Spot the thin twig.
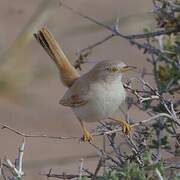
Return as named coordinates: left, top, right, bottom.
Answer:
left=0, top=112, right=178, bottom=142
left=74, top=34, right=114, bottom=69
left=0, top=122, right=78, bottom=140
left=124, top=83, right=159, bottom=103
left=60, top=2, right=179, bottom=66
left=79, top=159, right=84, bottom=180
left=92, top=158, right=103, bottom=180
left=127, top=27, right=180, bottom=39
left=107, top=113, right=180, bottom=135
left=80, top=34, right=114, bottom=54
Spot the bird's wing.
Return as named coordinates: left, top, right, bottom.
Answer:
left=59, top=78, right=90, bottom=108
left=60, top=94, right=88, bottom=107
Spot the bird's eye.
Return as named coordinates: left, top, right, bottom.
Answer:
left=105, top=67, right=110, bottom=71
left=105, top=67, right=118, bottom=72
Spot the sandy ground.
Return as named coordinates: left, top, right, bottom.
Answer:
left=0, top=0, right=156, bottom=179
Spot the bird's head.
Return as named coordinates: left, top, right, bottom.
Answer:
left=89, top=60, right=136, bottom=81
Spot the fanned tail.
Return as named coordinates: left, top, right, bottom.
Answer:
left=34, top=27, right=79, bottom=87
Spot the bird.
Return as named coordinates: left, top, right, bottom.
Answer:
left=34, top=28, right=136, bottom=141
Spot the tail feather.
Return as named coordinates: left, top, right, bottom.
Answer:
left=34, top=28, right=79, bottom=87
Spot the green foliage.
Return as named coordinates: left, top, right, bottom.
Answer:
left=81, top=151, right=180, bottom=179
left=81, top=154, right=169, bottom=180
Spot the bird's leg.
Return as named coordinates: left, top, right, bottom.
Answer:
left=110, top=117, right=132, bottom=135
left=79, top=119, right=93, bottom=142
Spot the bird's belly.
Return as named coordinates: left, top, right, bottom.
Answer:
left=73, top=84, right=126, bottom=122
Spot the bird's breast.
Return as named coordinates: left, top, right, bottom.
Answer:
left=73, top=81, right=126, bottom=122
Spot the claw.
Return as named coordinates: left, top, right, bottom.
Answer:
left=121, top=121, right=132, bottom=135
left=113, top=118, right=132, bottom=135
left=79, top=119, right=93, bottom=142
left=81, top=129, right=93, bottom=142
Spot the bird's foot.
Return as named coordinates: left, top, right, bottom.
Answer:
left=115, top=118, right=132, bottom=135
left=81, top=129, right=93, bottom=142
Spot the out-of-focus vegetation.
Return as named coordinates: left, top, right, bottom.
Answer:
left=0, top=0, right=58, bottom=102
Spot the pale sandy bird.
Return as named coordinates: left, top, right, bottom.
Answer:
left=34, top=28, right=135, bottom=141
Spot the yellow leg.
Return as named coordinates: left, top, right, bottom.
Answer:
left=79, top=119, right=93, bottom=142
left=111, top=117, right=132, bottom=135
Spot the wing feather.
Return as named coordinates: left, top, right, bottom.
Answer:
left=59, top=94, right=88, bottom=107
left=59, top=78, right=90, bottom=108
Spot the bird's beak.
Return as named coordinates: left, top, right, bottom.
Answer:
left=121, top=66, right=136, bottom=73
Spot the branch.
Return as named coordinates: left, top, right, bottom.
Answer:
left=60, top=3, right=180, bottom=39
left=74, top=34, right=114, bottom=69
left=80, top=34, right=114, bottom=54
left=79, top=159, right=84, bottom=180
left=124, top=83, right=159, bottom=103
left=0, top=113, right=179, bottom=141
left=0, top=122, right=78, bottom=140
left=40, top=171, right=92, bottom=179
left=107, top=113, right=180, bottom=135
left=3, top=140, right=25, bottom=179
left=127, top=27, right=180, bottom=39
left=60, top=2, right=179, bottom=66
left=92, top=158, right=103, bottom=180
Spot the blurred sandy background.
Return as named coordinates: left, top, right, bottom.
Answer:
left=0, top=0, right=153, bottom=179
